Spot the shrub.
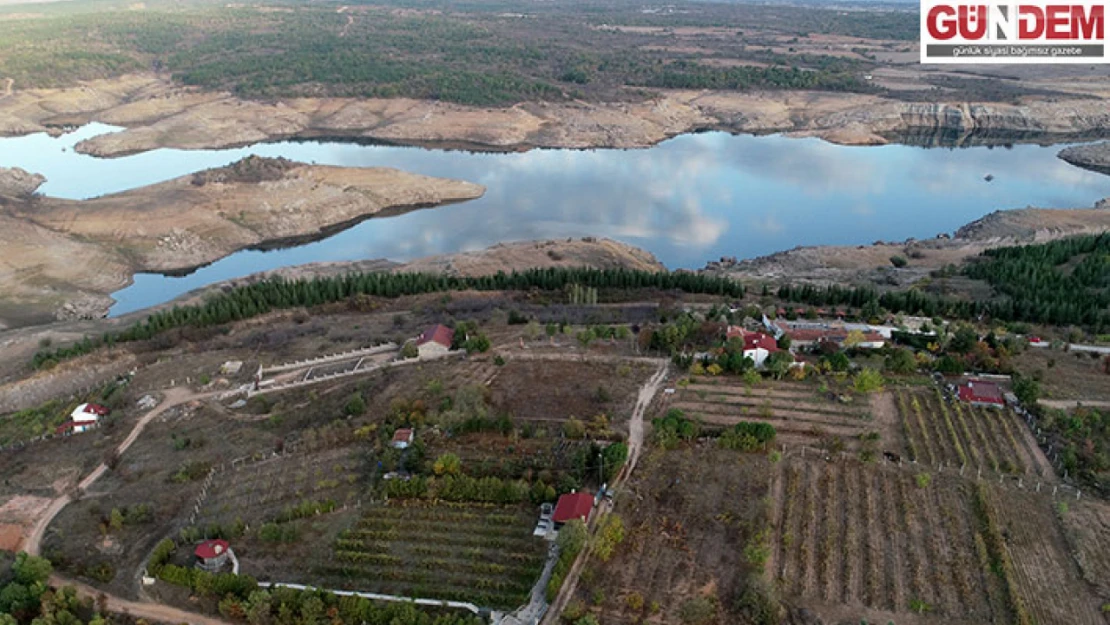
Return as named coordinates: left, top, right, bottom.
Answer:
left=563, top=418, right=586, bottom=440
left=433, top=453, right=462, bottom=476
left=344, top=393, right=367, bottom=416
left=679, top=597, right=716, bottom=624
left=890, top=255, right=908, bottom=268
left=625, top=592, right=644, bottom=612
left=591, top=514, right=625, bottom=562
left=853, top=368, right=885, bottom=393
left=915, top=473, right=932, bottom=488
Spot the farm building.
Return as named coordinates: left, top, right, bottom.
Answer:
left=392, top=428, right=414, bottom=449
left=552, top=492, right=594, bottom=527
left=194, top=539, right=231, bottom=572
left=414, top=324, right=454, bottom=358
left=784, top=326, right=885, bottom=350
left=957, top=379, right=1006, bottom=408
left=724, top=327, right=781, bottom=368
left=56, top=403, right=109, bottom=435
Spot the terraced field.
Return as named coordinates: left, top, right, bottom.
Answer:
left=317, top=501, right=547, bottom=610
left=196, top=447, right=364, bottom=527
left=894, top=389, right=1052, bottom=477
left=671, top=380, right=886, bottom=451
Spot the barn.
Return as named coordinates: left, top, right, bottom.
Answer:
left=957, top=379, right=1005, bottom=408
left=552, top=492, right=594, bottom=527
left=415, top=325, right=454, bottom=359
left=194, top=539, right=231, bottom=572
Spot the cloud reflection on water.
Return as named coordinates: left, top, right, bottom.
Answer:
left=0, top=126, right=1107, bottom=315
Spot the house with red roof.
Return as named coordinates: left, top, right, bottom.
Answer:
left=725, top=327, right=780, bottom=369
left=957, top=379, right=1005, bottom=409
left=552, top=492, right=594, bottom=527
left=56, top=403, right=109, bottom=435
left=414, top=324, right=455, bottom=359
left=194, top=539, right=231, bottom=572
left=391, top=428, right=414, bottom=449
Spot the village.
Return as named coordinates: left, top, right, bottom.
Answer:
left=0, top=284, right=1108, bottom=625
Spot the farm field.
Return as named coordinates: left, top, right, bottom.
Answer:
left=983, top=487, right=1106, bottom=624
left=423, top=430, right=593, bottom=485
left=768, top=456, right=1107, bottom=625
left=893, top=389, right=1053, bottom=478
left=769, top=457, right=997, bottom=624
left=670, top=379, right=893, bottom=452
left=1060, top=499, right=1110, bottom=605
left=194, top=447, right=366, bottom=529
left=488, top=359, right=655, bottom=429
left=1013, top=347, right=1110, bottom=403
left=569, top=446, right=773, bottom=625
left=315, top=501, right=547, bottom=610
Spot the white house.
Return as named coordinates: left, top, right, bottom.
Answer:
left=726, top=327, right=782, bottom=369
left=391, top=428, right=414, bottom=449
left=415, top=324, right=454, bottom=359
left=57, top=403, right=108, bottom=435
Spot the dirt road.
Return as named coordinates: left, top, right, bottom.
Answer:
left=52, top=575, right=232, bottom=625
left=1, top=79, right=12, bottom=100
left=25, top=386, right=201, bottom=556
left=1040, top=399, right=1110, bottom=410
left=539, top=359, right=667, bottom=625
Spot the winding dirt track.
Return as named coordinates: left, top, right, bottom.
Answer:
left=24, top=386, right=231, bottom=625
left=539, top=358, right=668, bottom=625
left=51, top=575, right=231, bottom=625
left=25, top=386, right=200, bottom=556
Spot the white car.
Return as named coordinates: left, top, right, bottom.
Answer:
left=533, top=519, right=552, bottom=537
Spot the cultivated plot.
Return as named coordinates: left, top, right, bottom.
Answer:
left=671, top=380, right=884, bottom=451
left=317, top=501, right=547, bottom=610
left=894, top=389, right=1052, bottom=477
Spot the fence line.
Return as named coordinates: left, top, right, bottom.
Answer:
left=260, top=343, right=397, bottom=375
left=249, top=350, right=464, bottom=397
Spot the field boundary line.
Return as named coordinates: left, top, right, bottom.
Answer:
left=257, top=581, right=481, bottom=614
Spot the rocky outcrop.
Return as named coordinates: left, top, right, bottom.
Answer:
left=0, top=167, right=45, bottom=200
left=4, top=74, right=1110, bottom=154
left=1058, top=142, right=1110, bottom=176
left=0, top=161, right=485, bottom=330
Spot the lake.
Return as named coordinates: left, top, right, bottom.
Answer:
left=1, top=123, right=1108, bottom=316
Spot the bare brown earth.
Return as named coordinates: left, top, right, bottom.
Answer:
left=0, top=157, right=484, bottom=328
left=701, top=205, right=1110, bottom=287
left=3, top=74, right=1110, bottom=155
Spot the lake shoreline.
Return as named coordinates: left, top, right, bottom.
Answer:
left=4, top=74, right=1110, bottom=156
left=0, top=158, right=485, bottom=330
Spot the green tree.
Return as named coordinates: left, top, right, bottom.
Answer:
left=344, top=393, right=367, bottom=416
left=601, top=442, right=628, bottom=481
left=884, top=347, right=917, bottom=374
left=853, top=368, right=885, bottom=393
left=764, top=351, right=795, bottom=379
left=433, top=453, right=462, bottom=476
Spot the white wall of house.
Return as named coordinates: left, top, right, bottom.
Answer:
left=744, top=347, right=770, bottom=368
left=417, top=341, right=450, bottom=359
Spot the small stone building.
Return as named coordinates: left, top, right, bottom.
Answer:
left=415, top=324, right=454, bottom=358
left=194, top=539, right=230, bottom=572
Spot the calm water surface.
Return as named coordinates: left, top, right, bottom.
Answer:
left=1, top=123, right=1107, bottom=316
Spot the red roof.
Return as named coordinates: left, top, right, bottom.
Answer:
left=552, top=492, right=593, bottom=524
left=194, top=539, right=229, bottom=560
left=743, top=332, right=779, bottom=353
left=416, top=324, right=454, bottom=348
left=392, top=428, right=414, bottom=443
left=958, top=380, right=1005, bottom=405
